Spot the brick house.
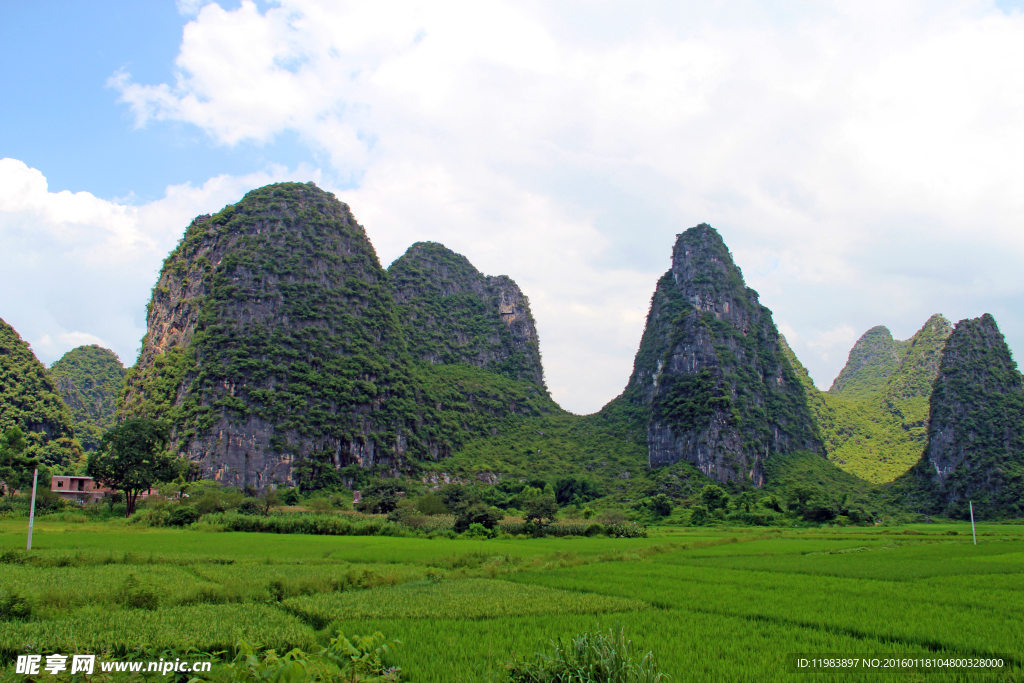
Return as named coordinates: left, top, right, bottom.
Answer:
left=50, top=476, right=157, bottom=504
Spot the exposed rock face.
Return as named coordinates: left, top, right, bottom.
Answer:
left=623, top=224, right=821, bottom=485
left=913, top=314, right=1024, bottom=518
left=121, top=183, right=411, bottom=487
left=121, top=183, right=556, bottom=488
left=829, top=326, right=908, bottom=399
left=0, top=318, right=81, bottom=466
left=388, top=242, right=545, bottom=388
left=49, top=345, right=125, bottom=452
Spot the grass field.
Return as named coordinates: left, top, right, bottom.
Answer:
left=1, top=518, right=1022, bottom=682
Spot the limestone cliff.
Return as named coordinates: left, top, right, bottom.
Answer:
left=388, top=242, right=545, bottom=388
left=120, top=182, right=418, bottom=487
left=621, top=224, right=821, bottom=485
left=0, top=318, right=81, bottom=466
left=121, top=183, right=555, bottom=488
left=910, top=314, right=1024, bottom=518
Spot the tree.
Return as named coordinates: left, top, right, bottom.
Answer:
left=0, top=426, right=39, bottom=497
left=700, top=484, right=729, bottom=510
left=648, top=494, right=673, bottom=517
left=523, top=496, right=559, bottom=529
left=87, top=419, right=177, bottom=516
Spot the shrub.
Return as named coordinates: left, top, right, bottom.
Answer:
left=464, top=522, right=496, bottom=539
left=454, top=503, right=503, bottom=533
left=605, top=522, right=647, bottom=538
left=0, top=591, right=31, bottom=620
left=596, top=509, right=627, bottom=525
left=584, top=523, right=605, bottom=537
left=238, top=500, right=264, bottom=516
left=119, top=574, right=159, bottom=610
left=169, top=506, right=200, bottom=527
left=415, top=493, right=449, bottom=516
left=505, top=626, right=668, bottom=683
left=688, top=505, right=709, bottom=526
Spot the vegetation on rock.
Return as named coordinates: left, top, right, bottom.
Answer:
left=389, top=241, right=545, bottom=387
left=48, top=345, right=125, bottom=452
left=902, top=314, right=1024, bottom=519
left=615, top=224, right=821, bottom=485
left=784, top=315, right=951, bottom=484
left=0, top=317, right=81, bottom=467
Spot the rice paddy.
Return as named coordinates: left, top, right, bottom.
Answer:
left=1, top=519, right=1021, bottom=682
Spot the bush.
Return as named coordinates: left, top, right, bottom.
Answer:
left=238, top=500, right=264, bottom=516
left=454, top=503, right=503, bottom=533
left=596, top=509, right=627, bottom=525
left=119, top=574, right=159, bottom=610
left=688, top=505, right=709, bottom=526
left=415, top=493, right=449, bottom=516
left=505, top=626, right=668, bottom=682
left=605, top=522, right=647, bottom=538
left=464, top=522, right=496, bottom=539
left=584, top=523, right=605, bottom=537
left=0, top=591, right=31, bottom=620
left=169, top=506, right=200, bottom=527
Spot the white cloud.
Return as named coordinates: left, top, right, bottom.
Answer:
left=79, top=0, right=1024, bottom=408
left=0, top=158, right=315, bottom=369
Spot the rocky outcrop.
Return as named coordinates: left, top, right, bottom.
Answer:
left=829, top=326, right=908, bottom=399
left=0, top=318, right=81, bottom=466
left=911, top=314, right=1024, bottom=518
left=622, top=224, right=821, bottom=485
left=388, top=242, right=545, bottom=387
left=49, top=345, right=125, bottom=452
left=120, top=183, right=556, bottom=488
left=120, top=183, right=413, bottom=487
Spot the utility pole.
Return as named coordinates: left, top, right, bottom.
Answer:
left=969, top=500, right=977, bottom=546
left=27, top=469, right=38, bottom=550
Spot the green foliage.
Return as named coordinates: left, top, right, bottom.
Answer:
left=0, top=425, right=43, bottom=496
left=118, top=573, right=159, bottom=610
left=169, top=505, right=200, bottom=526
left=828, top=325, right=908, bottom=399
left=0, top=317, right=81, bottom=467
left=504, top=626, right=669, bottom=683
left=651, top=368, right=727, bottom=432
left=321, top=631, right=402, bottom=683
left=201, top=640, right=315, bottom=683
left=87, top=418, right=178, bottom=516
left=0, top=590, right=31, bottom=621
left=523, top=496, right=559, bottom=529
left=780, top=320, right=951, bottom=485
left=48, top=345, right=126, bottom=452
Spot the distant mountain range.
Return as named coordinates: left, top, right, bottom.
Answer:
left=2, top=181, right=1021, bottom=518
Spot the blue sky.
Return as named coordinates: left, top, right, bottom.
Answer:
left=3, top=1, right=1024, bottom=414
left=0, top=1, right=313, bottom=201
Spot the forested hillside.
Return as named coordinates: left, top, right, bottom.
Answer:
left=0, top=318, right=81, bottom=466
left=48, top=345, right=125, bottom=452
left=785, top=316, right=951, bottom=484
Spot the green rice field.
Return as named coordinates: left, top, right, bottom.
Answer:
left=1, top=518, right=1022, bottom=682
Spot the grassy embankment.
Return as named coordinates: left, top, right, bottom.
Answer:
left=1, top=518, right=1022, bottom=682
